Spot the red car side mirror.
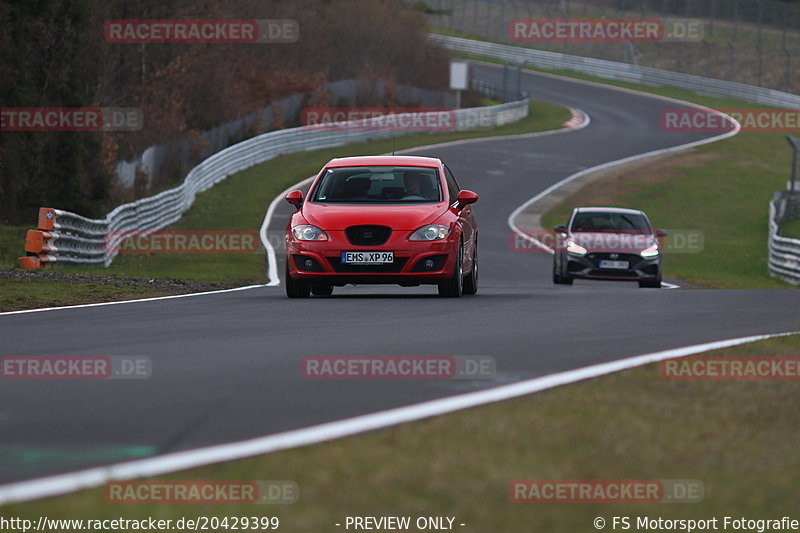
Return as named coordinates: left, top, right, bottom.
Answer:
left=456, top=190, right=478, bottom=207
left=285, top=190, right=304, bottom=208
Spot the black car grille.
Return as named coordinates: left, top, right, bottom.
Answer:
left=586, top=253, right=642, bottom=267
left=345, top=225, right=392, bottom=246
left=328, top=257, right=408, bottom=273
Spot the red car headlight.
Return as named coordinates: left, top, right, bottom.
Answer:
left=409, top=224, right=449, bottom=241
left=292, top=225, right=328, bottom=241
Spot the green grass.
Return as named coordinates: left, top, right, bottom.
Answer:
left=0, top=225, right=28, bottom=270
left=0, top=279, right=174, bottom=312
left=6, top=334, right=799, bottom=528
left=780, top=218, right=800, bottom=239
left=539, top=128, right=792, bottom=289
left=0, top=99, right=570, bottom=310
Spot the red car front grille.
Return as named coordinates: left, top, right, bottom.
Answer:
left=345, top=225, right=392, bottom=246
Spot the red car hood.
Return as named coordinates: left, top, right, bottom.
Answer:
left=302, top=203, right=447, bottom=231
left=570, top=231, right=657, bottom=253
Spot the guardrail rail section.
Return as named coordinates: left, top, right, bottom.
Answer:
left=769, top=193, right=800, bottom=285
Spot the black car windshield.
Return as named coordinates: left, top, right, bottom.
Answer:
left=570, top=212, right=651, bottom=232
left=311, top=166, right=442, bottom=204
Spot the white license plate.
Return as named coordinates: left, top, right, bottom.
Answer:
left=599, top=259, right=629, bottom=269
left=341, top=251, right=394, bottom=264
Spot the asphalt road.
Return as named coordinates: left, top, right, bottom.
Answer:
left=1, top=63, right=798, bottom=486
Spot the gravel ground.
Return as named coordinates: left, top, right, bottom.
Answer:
left=0, top=269, right=242, bottom=292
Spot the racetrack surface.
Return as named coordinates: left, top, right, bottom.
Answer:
left=1, top=63, right=797, bottom=486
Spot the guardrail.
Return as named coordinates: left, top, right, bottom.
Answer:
left=18, top=99, right=529, bottom=269
left=430, top=34, right=800, bottom=109
left=769, top=193, right=800, bottom=285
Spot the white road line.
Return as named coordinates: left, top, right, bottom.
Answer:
left=1, top=329, right=796, bottom=505
left=0, top=284, right=266, bottom=317
left=259, top=176, right=316, bottom=286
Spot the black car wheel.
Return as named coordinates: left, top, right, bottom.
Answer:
left=438, top=244, right=463, bottom=297
left=552, top=260, right=573, bottom=285
left=285, top=261, right=311, bottom=298
left=462, top=244, right=478, bottom=295
left=311, top=283, right=334, bottom=296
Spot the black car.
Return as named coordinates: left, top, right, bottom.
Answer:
left=552, top=207, right=666, bottom=288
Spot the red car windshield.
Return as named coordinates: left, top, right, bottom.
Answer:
left=310, top=166, right=442, bottom=204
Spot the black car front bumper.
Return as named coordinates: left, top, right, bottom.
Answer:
left=566, top=252, right=661, bottom=280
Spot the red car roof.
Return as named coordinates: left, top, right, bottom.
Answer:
left=325, top=155, right=442, bottom=168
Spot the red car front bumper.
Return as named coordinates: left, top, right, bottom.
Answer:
left=286, top=230, right=458, bottom=285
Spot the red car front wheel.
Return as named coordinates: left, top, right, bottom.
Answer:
left=438, top=243, right=463, bottom=298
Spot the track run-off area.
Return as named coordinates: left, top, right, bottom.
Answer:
left=1, top=62, right=798, bottom=504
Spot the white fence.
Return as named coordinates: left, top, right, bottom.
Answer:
left=769, top=194, right=800, bottom=284
left=430, top=34, right=800, bottom=109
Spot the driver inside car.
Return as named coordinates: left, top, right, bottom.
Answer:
left=403, top=172, right=432, bottom=199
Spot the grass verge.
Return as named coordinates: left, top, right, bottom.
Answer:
left=5, top=333, right=799, bottom=529
left=779, top=218, right=800, bottom=240
left=0, top=99, right=570, bottom=311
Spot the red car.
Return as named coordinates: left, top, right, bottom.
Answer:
left=283, top=155, right=479, bottom=298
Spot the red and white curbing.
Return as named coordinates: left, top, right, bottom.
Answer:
left=561, top=108, right=588, bottom=128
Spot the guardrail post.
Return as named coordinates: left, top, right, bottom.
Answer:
left=18, top=208, right=58, bottom=270
left=786, top=135, right=800, bottom=218
left=501, top=63, right=508, bottom=101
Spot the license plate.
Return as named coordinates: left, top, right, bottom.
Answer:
left=599, top=259, right=629, bottom=269
left=341, top=251, right=394, bottom=264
